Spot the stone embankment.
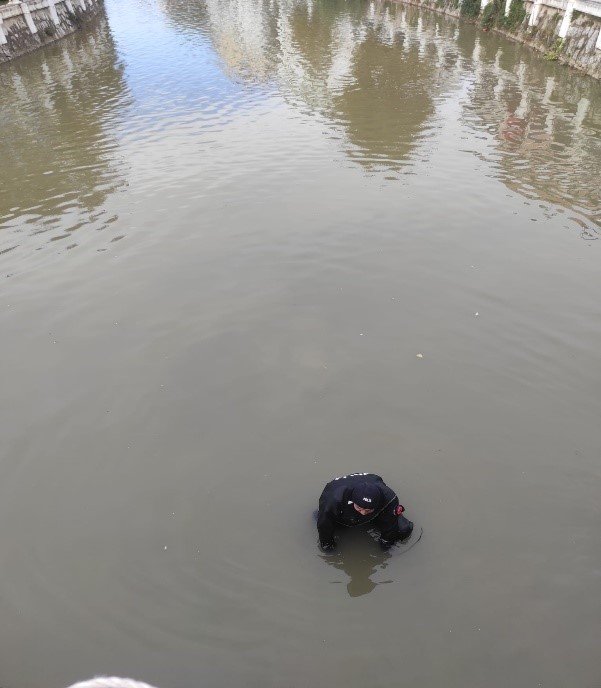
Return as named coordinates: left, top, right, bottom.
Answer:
left=0, top=0, right=103, bottom=63
left=390, top=0, right=601, bottom=78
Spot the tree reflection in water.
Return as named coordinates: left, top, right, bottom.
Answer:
left=163, top=0, right=601, bottom=232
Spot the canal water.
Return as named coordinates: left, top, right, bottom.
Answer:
left=1, top=1, right=600, bottom=687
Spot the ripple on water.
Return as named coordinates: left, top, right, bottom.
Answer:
left=1, top=7, right=601, bottom=683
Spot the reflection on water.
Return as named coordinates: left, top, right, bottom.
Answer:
left=0, top=18, right=131, bottom=260
left=463, top=38, right=601, bottom=234
left=1, top=1, right=601, bottom=687
left=322, top=529, right=392, bottom=597
left=163, top=0, right=600, bottom=228
left=0, top=0, right=598, bottom=269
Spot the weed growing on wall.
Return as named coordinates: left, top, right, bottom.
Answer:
left=481, top=0, right=503, bottom=28
left=461, top=0, right=481, bottom=18
left=504, top=0, right=526, bottom=29
left=545, top=37, right=564, bottom=59
left=479, top=0, right=526, bottom=30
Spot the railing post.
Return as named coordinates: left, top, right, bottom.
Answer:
left=557, top=0, right=574, bottom=37
left=47, top=0, right=60, bottom=25
left=0, top=16, right=7, bottom=45
left=20, top=2, right=38, bottom=34
left=528, top=0, right=542, bottom=26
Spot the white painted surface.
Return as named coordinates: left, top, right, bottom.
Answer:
left=47, top=0, right=60, bottom=24
left=528, top=0, right=542, bottom=25
left=21, top=2, right=38, bottom=34
left=0, top=17, right=7, bottom=45
left=558, top=0, right=574, bottom=36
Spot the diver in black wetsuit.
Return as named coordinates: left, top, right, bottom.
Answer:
left=317, top=472, right=413, bottom=552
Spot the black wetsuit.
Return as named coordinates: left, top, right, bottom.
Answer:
left=317, top=472, right=413, bottom=550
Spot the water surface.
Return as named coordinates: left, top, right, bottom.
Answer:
left=1, top=1, right=600, bottom=687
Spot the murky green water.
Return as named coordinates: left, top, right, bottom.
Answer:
left=1, top=1, right=600, bottom=687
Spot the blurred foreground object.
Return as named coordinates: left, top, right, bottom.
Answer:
left=67, top=678, right=159, bottom=688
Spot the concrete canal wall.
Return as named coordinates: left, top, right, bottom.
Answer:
left=390, top=0, right=601, bottom=78
left=0, top=0, right=103, bottom=63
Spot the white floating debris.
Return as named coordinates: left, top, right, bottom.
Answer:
left=163, top=546, right=167, bottom=551
left=416, top=353, right=423, bottom=358
left=475, top=312, right=479, bottom=317
left=360, top=333, right=364, bottom=336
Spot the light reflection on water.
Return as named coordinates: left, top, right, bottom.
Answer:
left=0, top=0, right=599, bottom=265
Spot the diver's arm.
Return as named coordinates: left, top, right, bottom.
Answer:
left=316, top=507, right=337, bottom=551
left=375, top=497, right=402, bottom=548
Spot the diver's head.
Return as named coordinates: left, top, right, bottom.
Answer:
left=350, top=482, right=380, bottom=515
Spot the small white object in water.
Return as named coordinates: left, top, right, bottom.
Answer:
left=416, top=353, right=423, bottom=358
left=475, top=312, right=479, bottom=317
left=163, top=546, right=167, bottom=550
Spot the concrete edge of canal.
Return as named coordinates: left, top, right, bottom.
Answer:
left=0, top=0, right=103, bottom=64
left=387, top=0, right=601, bottom=79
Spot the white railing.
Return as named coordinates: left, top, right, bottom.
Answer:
left=476, top=0, right=601, bottom=49
left=530, top=0, right=601, bottom=47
